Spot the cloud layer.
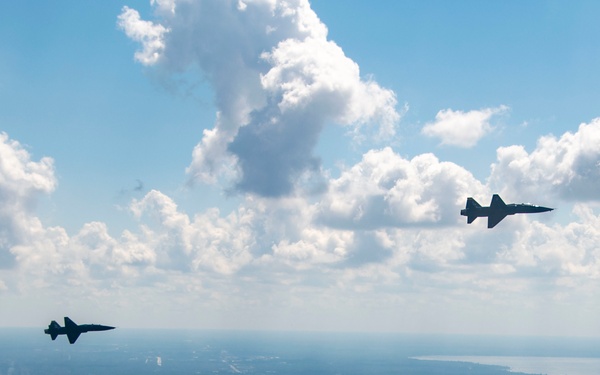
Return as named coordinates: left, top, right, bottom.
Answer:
left=3, top=117, right=600, bottom=332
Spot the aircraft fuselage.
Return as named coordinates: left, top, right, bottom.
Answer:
left=460, top=203, right=552, bottom=217
left=44, top=317, right=115, bottom=344
left=460, top=194, right=553, bottom=228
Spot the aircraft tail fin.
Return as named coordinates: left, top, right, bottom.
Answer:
left=48, top=320, right=60, bottom=340
left=464, top=198, right=481, bottom=224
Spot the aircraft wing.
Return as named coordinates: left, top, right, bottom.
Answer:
left=488, top=212, right=507, bottom=228
left=67, top=331, right=81, bottom=344
left=64, top=317, right=80, bottom=344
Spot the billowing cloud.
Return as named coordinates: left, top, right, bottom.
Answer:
left=318, top=147, right=487, bottom=228
left=0, top=133, right=56, bottom=268
left=422, top=105, right=508, bottom=147
left=73, top=222, right=156, bottom=276
left=8, top=120, right=597, bottom=289
left=119, top=0, right=400, bottom=197
left=489, top=118, right=600, bottom=201
left=498, top=204, right=600, bottom=279
left=131, top=189, right=255, bottom=274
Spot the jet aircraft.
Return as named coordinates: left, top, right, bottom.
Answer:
left=44, top=317, right=115, bottom=344
left=460, top=194, right=553, bottom=228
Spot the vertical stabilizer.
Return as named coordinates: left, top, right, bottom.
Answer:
left=490, top=194, right=506, bottom=208
left=465, top=198, right=480, bottom=223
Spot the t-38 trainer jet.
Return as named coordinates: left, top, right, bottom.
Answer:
left=460, top=194, right=553, bottom=228
left=44, top=317, right=115, bottom=344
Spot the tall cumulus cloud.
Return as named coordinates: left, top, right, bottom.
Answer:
left=118, top=0, right=400, bottom=197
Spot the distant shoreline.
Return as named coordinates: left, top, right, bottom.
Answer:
left=414, top=355, right=600, bottom=375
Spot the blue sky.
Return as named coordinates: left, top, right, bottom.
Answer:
left=1, top=0, right=600, bottom=337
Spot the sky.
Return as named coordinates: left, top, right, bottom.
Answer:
left=1, top=0, right=600, bottom=337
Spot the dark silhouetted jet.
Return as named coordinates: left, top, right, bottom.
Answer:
left=44, top=317, right=115, bottom=344
left=460, top=194, right=553, bottom=228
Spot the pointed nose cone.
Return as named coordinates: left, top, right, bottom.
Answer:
left=531, top=206, right=553, bottom=213
left=96, top=325, right=115, bottom=331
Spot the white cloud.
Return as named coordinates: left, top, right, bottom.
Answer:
left=119, top=0, right=401, bottom=196
left=151, top=0, right=176, bottom=15
left=117, top=6, right=170, bottom=65
left=131, top=189, right=255, bottom=274
left=498, top=204, right=600, bottom=279
left=318, top=147, right=487, bottom=228
left=271, top=227, right=352, bottom=268
left=489, top=117, right=600, bottom=201
left=0, top=133, right=56, bottom=198
left=422, top=105, right=508, bottom=147
left=0, top=132, right=56, bottom=268
left=74, top=222, right=156, bottom=274
left=260, top=36, right=399, bottom=138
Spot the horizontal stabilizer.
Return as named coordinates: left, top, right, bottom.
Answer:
left=467, top=215, right=477, bottom=224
